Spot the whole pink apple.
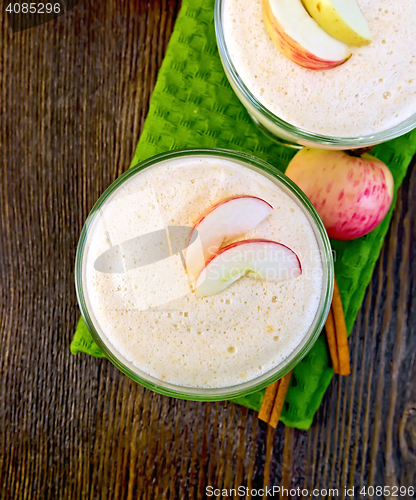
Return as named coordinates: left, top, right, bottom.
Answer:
left=285, top=148, right=394, bottom=241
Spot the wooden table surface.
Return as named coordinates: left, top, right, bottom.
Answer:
left=1, top=1, right=415, bottom=498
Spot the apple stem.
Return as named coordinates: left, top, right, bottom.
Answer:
left=347, top=146, right=374, bottom=157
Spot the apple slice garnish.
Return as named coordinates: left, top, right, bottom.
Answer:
left=195, top=239, right=302, bottom=298
left=302, top=0, right=372, bottom=46
left=263, top=0, right=351, bottom=70
left=184, top=195, right=273, bottom=280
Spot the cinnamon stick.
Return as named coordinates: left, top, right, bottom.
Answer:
left=269, top=370, right=293, bottom=428
left=258, top=380, right=280, bottom=424
left=325, top=306, right=340, bottom=374
left=332, top=277, right=351, bottom=376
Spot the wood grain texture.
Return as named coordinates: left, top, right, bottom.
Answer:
left=0, top=1, right=415, bottom=498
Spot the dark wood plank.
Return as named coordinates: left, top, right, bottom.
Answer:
left=0, top=1, right=415, bottom=499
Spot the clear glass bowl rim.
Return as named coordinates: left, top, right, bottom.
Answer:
left=75, top=148, right=334, bottom=401
left=214, top=0, right=416, bottom=147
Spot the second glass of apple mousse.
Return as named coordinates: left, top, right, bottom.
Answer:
left=76, top=149, right=333, bottom=400
left=216, top=0, right=416, bottom=148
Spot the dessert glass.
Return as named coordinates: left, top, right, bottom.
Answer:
left=75, top=149, right=334, bottom=401
left=214, top=0, right=416, bottom=149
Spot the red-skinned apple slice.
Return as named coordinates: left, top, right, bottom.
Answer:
left=195, top=239, right=302, bottom=298
left=185, top=196, right=273, bottom=280
left=263, top=0, right=351, bottom=70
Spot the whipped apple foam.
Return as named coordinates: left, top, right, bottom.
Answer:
left=84, top=157, right=323, bottom=388
left=223, top=0, right=416, bottom=137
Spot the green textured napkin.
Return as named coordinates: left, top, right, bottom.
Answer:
left=71, top=0, right=416, bottom=429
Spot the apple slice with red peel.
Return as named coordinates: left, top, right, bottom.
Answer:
left=185, top=196, right=273, bottom=280
left=263, top=0, right=351, bottom=70
left=195, top=239, right=302, bottom=298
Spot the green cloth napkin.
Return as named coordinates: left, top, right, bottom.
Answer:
left=71, top=0, right=416, bottom=429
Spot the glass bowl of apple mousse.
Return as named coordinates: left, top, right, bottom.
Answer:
left=75, top=149, right=334, bottom=400
left=215, top=0, right=416, bottom=149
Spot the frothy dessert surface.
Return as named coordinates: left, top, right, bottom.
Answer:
left=223, top=0, right=416, bottom=137
left=85, top=157, right=323, bottom=388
